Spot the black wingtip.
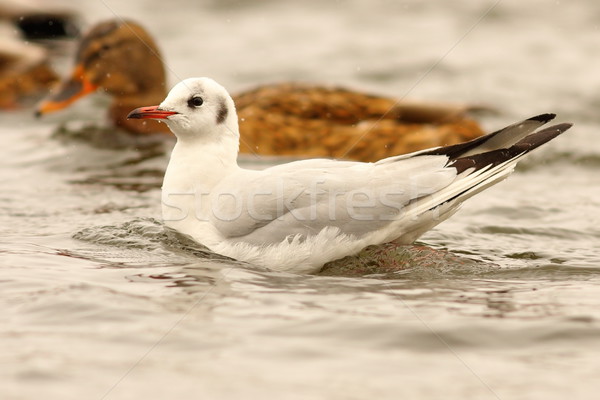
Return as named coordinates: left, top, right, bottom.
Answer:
left=557, top=122, right=574, bottom=131
left=528, top=113, right=556, bottom=123
left=451, top=121, right=572, bottom=174
left=518, top=122, right=572, bottom=147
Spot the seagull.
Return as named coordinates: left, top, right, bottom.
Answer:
left=127, top=77, right=572, bottom=274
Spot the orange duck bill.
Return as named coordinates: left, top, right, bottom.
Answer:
left=127, top=105, right=178, bottom=120
left=35, top=64, right=99, bottom=116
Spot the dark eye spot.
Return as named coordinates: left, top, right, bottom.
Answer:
left=188, top=96, right=204, bottom=108
left=216, top=99, right=228, bottom=124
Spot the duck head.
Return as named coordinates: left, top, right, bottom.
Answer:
left=36, top=19, right=169, bottom=134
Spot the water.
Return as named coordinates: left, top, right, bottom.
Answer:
left=2, top=0, right=600, bottom=399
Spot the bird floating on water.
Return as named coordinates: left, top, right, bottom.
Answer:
left=36, top=18, right=485, bottom=161
left=127, top=77, right=571, bottom=274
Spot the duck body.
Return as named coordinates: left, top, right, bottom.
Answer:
left=37, top=18, right=484, bottom=161
left=0, top=23, right=58, bottom=109
left=236, top=82, right=483, bottom=160
left=128, top=77, right=571, bottom=274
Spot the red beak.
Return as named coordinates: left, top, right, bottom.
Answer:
left=127, top=105, right=178, bottom=120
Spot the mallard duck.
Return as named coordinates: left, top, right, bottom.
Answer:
left=36, top=18, right=485, bottom=161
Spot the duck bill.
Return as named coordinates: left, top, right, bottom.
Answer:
left=127, top=105, right=178, bottom=120
left=35, top=63, right=98, bottom=116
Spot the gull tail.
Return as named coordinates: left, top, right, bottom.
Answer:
left=376, top=113, right=562, bottom=165
left=396, top=115, right=572, bottom=243
left=421, top=113, right=559, bottom=159
left=450, top=120, right=572, bottom=174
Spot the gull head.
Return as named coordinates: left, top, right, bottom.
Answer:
left=127, top=77, right=238, bottom=141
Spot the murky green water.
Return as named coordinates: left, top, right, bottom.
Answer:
left=2, top=1, right=600, bottom=399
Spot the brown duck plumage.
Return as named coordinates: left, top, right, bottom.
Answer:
left=37, top=18, right=484, bottom=161
left=235, top=83, right=483, bottom=160
left=0, top=34, right=58, bottom=109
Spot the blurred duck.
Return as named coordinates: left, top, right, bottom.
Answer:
left=36, top=19, right=485, bottom=161
left=0, top=23, right=58, bottom=109
left=0, top=0, right=79, bottom=39
left=0, top=0, right=81, bottom=109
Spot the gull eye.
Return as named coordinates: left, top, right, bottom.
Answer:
left=187, top=96, right=204, bottom=108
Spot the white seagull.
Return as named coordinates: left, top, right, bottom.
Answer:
left=128, top=77, right=571, bottom=274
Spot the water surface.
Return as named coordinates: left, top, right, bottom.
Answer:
left=2, top=1, right=600, bottom=399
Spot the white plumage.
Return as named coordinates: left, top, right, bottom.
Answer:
left=127, top=77, right=572, bottom=273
